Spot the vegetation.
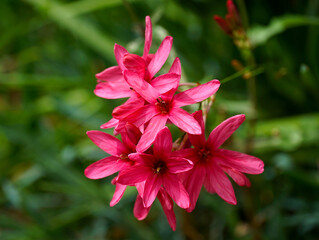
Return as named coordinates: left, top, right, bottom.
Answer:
left=1, top=0, right=318, bottom=239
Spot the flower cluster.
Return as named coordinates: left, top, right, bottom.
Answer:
left=85, top=16, right=264, bottom=230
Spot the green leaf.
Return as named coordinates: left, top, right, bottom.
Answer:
left=25, top=0, right=117, bottom=62
left=254, top=113, right=319, bottom=153
left=248, top=15, right=319, bottom=46
left=64, top=0, right=136, bottom=17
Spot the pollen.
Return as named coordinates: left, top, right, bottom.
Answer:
left=153, top=160, right=166, bottom=174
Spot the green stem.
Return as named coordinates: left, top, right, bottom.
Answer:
left=236, top=0, right=249, bottom=29
left=220, top=66, right=262, bottom=84
left=235, top=1, right=258, bottom=153
left=239, top=48, right=257, bottom=153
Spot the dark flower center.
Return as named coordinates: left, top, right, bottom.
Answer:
left=152, top=160, right=167, bottom=174
left=197, top=148, right=211, bottom=162
left=155, top=97, right=170, bottom=114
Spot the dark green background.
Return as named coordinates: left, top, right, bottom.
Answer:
left=1, top=0, right=319, bottom=239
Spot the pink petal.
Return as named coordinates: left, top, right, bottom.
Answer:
left=124, top=70, right=160, bottom=104
left=157, top=188, right=176, bottom=231
left=173, top=80, right=220, bottom=107
left=136, top=114, right=168, bottom=152
left=95, top=66, right=123, bottom=81
left=121, top=123, right=142, bottom=149
left=143, top=16, right=152, bottom=60
left=166, top=157, right=193, bottom=174
left=207, top=161, right=237, bottom=205
left=143, top=174, right=162, bottom=208
left=206, top=114, right=245, bottom=150
left=169, top=57, right=181, bottom=75
left=110, top=183, right=127, bottom=207
left=203, top=177, right=216, bottom=194
left=136, top=182, right=145, bottom=197
left=223, top=167, right=251, bottom=187
left=123, top=53, right=146, bottom=78
left=158, top=188, right=173, bottom=210
left=84, top=156, right=126, bottom=179
left=147, top=36, right=173, bottom=78
left=121, top=132, right=135, bottom=152
left=114, top=120, right=126, bottom=135
left=134, top=195, right=151, bottom=220
left=188, top=111, right=206, bottom=149
left=94, top=80, right=131, bottom=99
left=124, top=104, right=158, bottom=127
left=114, top=44, right=128, bottom=70
left=117, top=165, right=152, bottom=185
left=168, top=108, right=201, bottom=135
left=100, top=118, right=119, bottom=129
left=112, top=95, right=145, bottom=120
left=87, top=130, right=128, bottom=156
left=128, top=153, right=155, bottom=166
left=183, top=164, right=206, bottom=212
left=153, top=127, right=172, bottom=158
left=138, top=124, right=144, bottom=134
left=151, top=73, right=180, bottom=94
left=215, top=149, right=264, bottom=174
left=161, top=57, right=182, bottom=99
left=163, top=173, right=190, bottom=209
left=171, top=148, right=198, bottom=163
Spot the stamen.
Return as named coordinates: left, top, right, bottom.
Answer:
left=119, top=154, right=129, bottom=160
left=153, top=161, right=166, bottom=174
left=197, top=149, right=211, bottom=162
left=155, top=97, right=170, bottom=114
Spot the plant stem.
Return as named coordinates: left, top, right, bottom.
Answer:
left=236, top=0, right=258, bottom=153
left=244, top=53, right=258, bottom=153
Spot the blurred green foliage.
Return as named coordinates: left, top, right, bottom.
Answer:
left=1, top=0, right=319, bottom=239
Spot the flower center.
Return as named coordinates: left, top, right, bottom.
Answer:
left=197, top=148, right=211, bottom=162
left=152, top=160, right=166, bottom=174
left=119, top=154, right=129, bottom=160
left=155, top=97, right=170, bottom=114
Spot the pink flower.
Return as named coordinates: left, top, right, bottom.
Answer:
left=177, top=111, right=264, bottom=211
left=121, top=70, right=220, bottom=152
left=100, top=57, right=182, bottom=136
left=84, top=130, right=132, bottom=180
left=117, top=127, right=193, bottom=210
left=112, top=57, right=182, bottom=122
left=94, top=16, right=176, bottom=99
left=85, top=124, right=142, bottom=206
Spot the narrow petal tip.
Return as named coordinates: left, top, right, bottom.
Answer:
left=234, top=114, right=246, bottom=124
left=213, top=15, right=222, bottom=20
left=212, top=79, right=221, bottom=85
left=228, top=198, right=237, bottom=205
left=258, top=161, right=265, bottom=173
left=84, top=168, right=97, bottom=180
left=165, top=36, right=173, bottom=41
left=86, top=130, right=95, bottom=136
left=114, top=43, right=120, bottom=50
